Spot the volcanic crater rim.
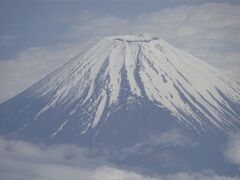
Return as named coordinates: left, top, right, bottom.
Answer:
left=106, top=33, right=159, bottom=42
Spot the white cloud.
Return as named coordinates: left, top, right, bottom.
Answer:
left=114, top=128, right=194, bottom=164
left=224, top=133, right=240, bottom=166
left=1, top=2, right=240, bottom=103
left=147, top=128, right=192, bottom=147
left=122, top=128, right=192, bottom=155
left=0, top=137, right=239, bottom=180
left=0, top=137, right=158, bottom=180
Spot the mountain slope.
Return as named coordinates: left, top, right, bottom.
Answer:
left=0, top=34, right=239, bottom=144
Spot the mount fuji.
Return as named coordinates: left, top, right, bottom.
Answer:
left=0, top=34, right=239, bottom=143
left=1, top=34, right=240, bottom=175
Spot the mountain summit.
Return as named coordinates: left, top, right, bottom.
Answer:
left=0, top=34, right=239, bottom=145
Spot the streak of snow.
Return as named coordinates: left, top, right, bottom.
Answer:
left=51, top=119, right=70, bottom=138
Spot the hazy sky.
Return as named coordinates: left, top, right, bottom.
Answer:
left=0, top=0, right=240, bottom=103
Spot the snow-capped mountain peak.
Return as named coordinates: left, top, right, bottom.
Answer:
left=0, top=34, right=239, bottom=143
left=29, top=34, right=240, bottom=132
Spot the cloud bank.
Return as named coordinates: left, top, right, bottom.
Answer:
left=0, top=136, right=240, bottom=180
left=0, top=137, right=157, bottom=180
